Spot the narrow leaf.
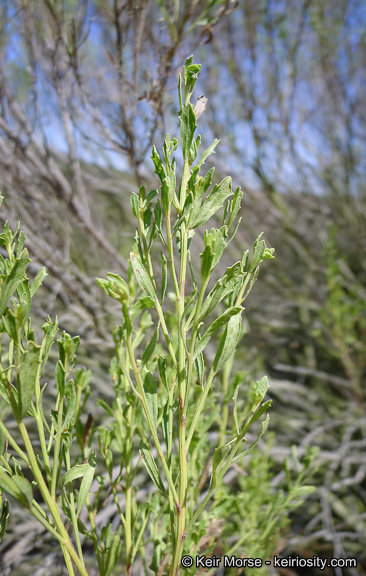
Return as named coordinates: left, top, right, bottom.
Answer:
left=144, top=373, right=158, bottom=431
left=139, top=441, right=167, bottom=496
left=180, top=104, right=197, bottom=161
left=130, top=253, right=156, bottom=301
left=233, top=415, right=270, bottom=463
left=142, top=325, right=159, bottom=367
left=191, top=177, right=233, bottom=229
left=0, top=499, right=9, bottom=543
left=130, top=297, right=155, bottom=321
left=30, top=267, right=47, bottom=297
left=0, top=469, right=33, bottom=508
left=213, top=313, right=242, bottom=374
left=0, top=251, right=30, bottom=317
left=18, top=341, right=41, bottom=420
left=193, top=307, right=243, bottom=361
left=196, top=138, right=219, bottom=168
left=76, top=452, right=96, bottom=516
left=161, top=253, right=167, bottom=303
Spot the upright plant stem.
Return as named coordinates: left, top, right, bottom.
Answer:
left=170, top=155, right=190, bottom=576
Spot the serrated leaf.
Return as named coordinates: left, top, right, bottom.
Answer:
left=213, top=313, right=242, bottom=374
left=130, top=253, right=156, bottom=302
left=191, top=177, right=233, bottom=229
left=18, top=340, right=41, bottom=420
left=139, top=441, right=167, bottom=496
left=193, top=307, right=243, bottom=361
left=0, top=250, right=30, bottom=317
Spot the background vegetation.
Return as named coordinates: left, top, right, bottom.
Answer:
left=0, top=0, right=365, bottom=575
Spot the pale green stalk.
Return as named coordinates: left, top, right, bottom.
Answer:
left=18, top=421, right=89, bottom=576
left=170, top=142, right=191, bottom=576
left=65, top=450, right=85, bottom=566
left=125, top=332, right=179, bottom=507
left=138, top=211, right=178, bottom=368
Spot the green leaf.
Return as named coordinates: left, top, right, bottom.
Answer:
left=195, top=352, right=204, bottom=387
left=104, top=534, right=122, bottom=576
left=196, top=138, right=219, bottom=168
left=233, top=415, right=270, bottom=462
left=63, top=380, right=76, bottom=429
left=227, top=187, right=243, bottom=226
left=130, top=253, right=156, bottom=302
left=130, top=297, right=155, bottom=321
left=18, top=340, right=41, bottom=420
left=250, top=399, right=272, bottom=425
left=16, top=279, right=31, bottom=324
left=30, top=267, right=47, bottom=298
left=76, top=452, right=96, bottom=516
left=161, top=171, right=176, bottom=214
left=193, top=307, right=243, bottom=361
left=0, top=499, right=9, bottom=543
left=209, top=442, right=233, bottom=491
left=213, top=313, right=242, bottom=374
left=122, top=301, right=132, bottom=336
left=232, top=385, right=240, bottom=436
left=41, top=317, right=59, bottom=371
left=161, top=253, right=167, bottom=303
left=191, top=177, right=233, bottom=229
left=55, top=360, right=66, bottom=397
left=139, top=441, right=167, bottom=497
left=183, top=56, right=201, bottom=94
left=142, top=324, right=159, bottom=366
left=200, top=245, right=214, bottom=282
left=180, top=104, right=197, bottom=161
left=144, top=373, right=158, bottom=431
left=130, top=193, right=140, bottom=218
left=0, top=250, right=30, bottom=317
left=62, top=464, right=90, bottom=487
left=0, top=469, right=33, bottom=508
left=150, top=146, right=166, bottom=183
left=251, top=376, right=270, bottom=412
left=158, top=357, right=168, bottom=392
